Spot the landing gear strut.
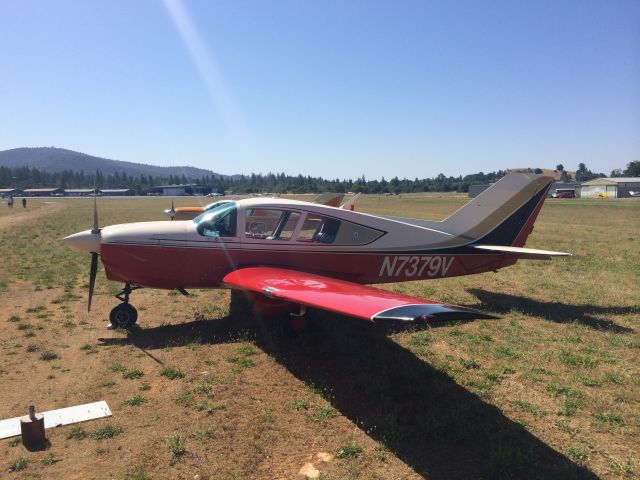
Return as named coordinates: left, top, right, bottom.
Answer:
left=109, top=283, right=141, bottom=329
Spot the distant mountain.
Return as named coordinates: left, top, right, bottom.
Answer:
left=0, top=147, right=226, bottom=179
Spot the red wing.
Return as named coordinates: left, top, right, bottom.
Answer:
left=222, top=267, right=496, bottom=322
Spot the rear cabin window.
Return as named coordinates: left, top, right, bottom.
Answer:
left=296, top=215, right=341, bottom=243
left=245, top=209, right=300, bottom=240
left=295, top=213, right=385, bottom=245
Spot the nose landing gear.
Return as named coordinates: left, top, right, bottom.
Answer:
left=109, top=283, right=141, bottom=329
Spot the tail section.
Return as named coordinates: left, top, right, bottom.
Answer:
left=441, top=173, right=553, bottom=247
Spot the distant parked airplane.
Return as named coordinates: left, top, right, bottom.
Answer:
left=163, top=192, right=355, bottom=220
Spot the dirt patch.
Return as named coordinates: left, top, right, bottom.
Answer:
left=0, top=202, right=67, bottom=233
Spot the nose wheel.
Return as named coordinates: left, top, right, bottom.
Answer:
left=109, top=283, right=141, bottom=329
left=109, top=303, right=138, bottom=329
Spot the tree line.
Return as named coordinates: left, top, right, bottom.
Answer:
left=1, top=162, right=636, bottom=195
left=0, top=166, right=507, bottom=194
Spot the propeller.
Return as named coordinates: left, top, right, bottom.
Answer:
left=169, top=199, right=176, bottom=220
left=87, top=192, right=101, bottom=311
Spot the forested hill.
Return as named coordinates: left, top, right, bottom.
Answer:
left=0, top=147, right=223, bottom=179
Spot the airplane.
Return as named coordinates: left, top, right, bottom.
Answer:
left=163, top=199, right=232, bottom=221
left=162, top=192, right=354, bottom=220
left=63, top=173, right=570, bottom=332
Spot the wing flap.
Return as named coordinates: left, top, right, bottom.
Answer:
left=472, top=245, right=571, bottom=260
left=222, top=267, right=496, bottom=322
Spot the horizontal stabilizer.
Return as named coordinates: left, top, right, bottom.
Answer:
left=223, top=266, right=497, bottom=323
left=339, top=192, right=361, bottom=210
left=472, top=245, right=571, bottom=260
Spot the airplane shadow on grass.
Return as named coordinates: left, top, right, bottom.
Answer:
left=469, top=289, right=636, bottom=334
left=99, top=296, right=597, bottom=480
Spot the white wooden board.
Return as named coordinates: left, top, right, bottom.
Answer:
left=0, top=401, right=112, bottom=439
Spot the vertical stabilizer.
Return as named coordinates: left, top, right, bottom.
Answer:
left=441, top=173, right=552, bottom=246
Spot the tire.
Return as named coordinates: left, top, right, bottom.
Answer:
left=109, top=304, right=138, bottom=329
left=282, top=314, right=313, bottom=337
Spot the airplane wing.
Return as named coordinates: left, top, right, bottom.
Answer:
left=222, top=267, right=497, bottom=322
left=472, top=245, right=571, bottom=260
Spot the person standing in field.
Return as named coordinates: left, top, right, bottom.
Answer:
left=22, top=198, right=27, bottom=208
left=6, top=195, right=13, bottom=208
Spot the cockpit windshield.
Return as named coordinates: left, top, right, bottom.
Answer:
left=193, top=201, right=237, bottom=238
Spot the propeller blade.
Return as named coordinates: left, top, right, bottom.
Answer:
left=92, top=190, right=99, bottom=234
left=170, top=199, right=175, bottom=220
left=88, top=252, right=98, bottom=312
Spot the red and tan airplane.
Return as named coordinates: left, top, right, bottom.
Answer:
left=63, top=173, right=569, bottom=331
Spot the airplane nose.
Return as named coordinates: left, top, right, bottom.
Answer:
left=63, top=229, right=101, bottom=253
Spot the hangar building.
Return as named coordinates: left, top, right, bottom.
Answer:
left=580, top=177, right=640, bottom=198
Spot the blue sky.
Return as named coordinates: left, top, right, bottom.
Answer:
left=1, top=0, right=638, bottom=179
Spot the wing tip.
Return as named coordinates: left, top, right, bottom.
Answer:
left=372, top=304, right=499, bottom=323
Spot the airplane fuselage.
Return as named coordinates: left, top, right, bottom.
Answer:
left=95, top=198, right=518, bottom=290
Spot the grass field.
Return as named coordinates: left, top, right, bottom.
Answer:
left=0, top=195, right=638, bottom=479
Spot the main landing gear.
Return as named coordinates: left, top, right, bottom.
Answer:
left=283, top=306, right=313, bottom=336
left=109, top=283, right=141, bottom=329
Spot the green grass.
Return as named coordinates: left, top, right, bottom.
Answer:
left=493, top=345, right=521, bottom=359
left=160, top=366, right=185, bottom=380
left=565, top=446, right=589, bottom=465
left=39, top=350, right=58, bottom=361
left=42, top=454, right=62, bottom=466
left=512, top=400, right=545, bottom=418
left=109, top=363, right=127, bottom=373
left=123, top=368, right=144, bottom=379
left=235, top=344, right=257, bottom=356
left=602, top=371, right=626, bottom=385
left=558, top=349, right=597, bottom=367
left=336, top=441, right=363, bottom=459
left=91, top=424, right=122, bottom=440
left=125, top=474, right=151, bottom=480
left=226, top=355, right=255, bottom=370
left=8, top=458, right=29, bottom=472
left=66, top=427, right=87, bottom=440
left=408, top=331, right=432, bottom=348
left=573, top=374, right=600, bottom=387
left=80, top=343, right=97, bottom=354
left=291, top=399, right=310, bottom=411
left=594, top=411, right=625, bottom=428
left=123, top=395, right=146, bottom=406
left=165, top=435, right=186, bottom=464
left=308, top=407, right=336, bottom=422
left=193, top=426, right=216, bottom=440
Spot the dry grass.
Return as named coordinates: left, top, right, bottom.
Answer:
left=0, top=195, right=637, bottom=479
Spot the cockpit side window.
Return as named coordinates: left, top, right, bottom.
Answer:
left=193, top=202, right=237, bottom=238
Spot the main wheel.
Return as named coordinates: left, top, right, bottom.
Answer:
left=109, top=303, right=138, bottom=329
left=282, top=314, right=313, bottom=337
